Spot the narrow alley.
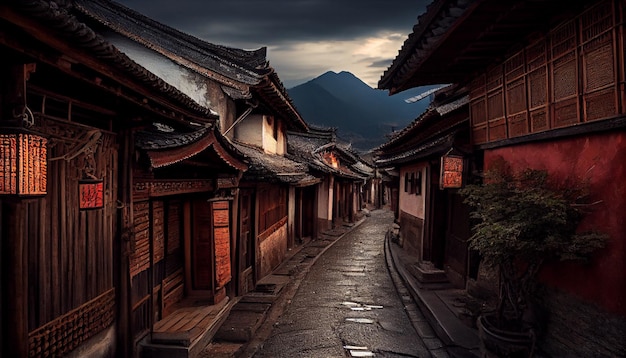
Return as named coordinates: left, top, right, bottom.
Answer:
left=251, top=209, right=445, bottom=358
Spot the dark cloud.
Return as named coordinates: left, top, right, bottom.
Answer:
left=368, top=59, right=395, bottom=68
left=117, top=0, right=428, bottom=47
left=116, top=0, right=430, bottom=87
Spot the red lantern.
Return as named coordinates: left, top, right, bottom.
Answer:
left=0, top=130, right=47, bottom=196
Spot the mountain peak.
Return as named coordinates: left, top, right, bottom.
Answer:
left=288, top=72, right=432, bottom=151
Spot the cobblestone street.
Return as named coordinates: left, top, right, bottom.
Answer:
left=252, top=209, right=447, bottom=358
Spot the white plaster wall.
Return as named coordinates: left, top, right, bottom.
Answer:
left=262, top=115, right=276, bottom=154
left=276, top=121, right=286, bottom=155
left=317, top=176, right=333, bottom=221
left=234, top=114, right=264, bottom=148
left=104, top=33, right=217, bottom=113
left=399, top=163, right=426, bottom=219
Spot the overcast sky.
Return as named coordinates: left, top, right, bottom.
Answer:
left=116, top=0, right=430, bottom=88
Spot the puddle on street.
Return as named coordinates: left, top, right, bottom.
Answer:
left=341, top=301, right=384, bottom=311
left=343, top=344, right=375, bottom=356
left=345, top=318, right=375, bottom=324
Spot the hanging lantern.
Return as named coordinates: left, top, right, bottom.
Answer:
left=0, top=129, right=48, bottom=196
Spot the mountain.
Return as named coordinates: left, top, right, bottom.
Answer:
left=287, top=71, right=438, bottom=151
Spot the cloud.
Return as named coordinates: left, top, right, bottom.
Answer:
left=117, top=0, right=430, bottom=87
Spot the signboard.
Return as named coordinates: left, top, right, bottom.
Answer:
left=440, top=155, right=463, bottom=189
left=79, top=179, right=104, bottom=209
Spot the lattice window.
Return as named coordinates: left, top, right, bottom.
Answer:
left=505, top=49, right=528, bottom=139
left=529, top=67, right=548, bottom=109
left=527, top=40, right=547, bottom=71
left=505, top=51, right=525, bottom=82
left=487, top=91, right=504, bottom=120
left=581, top=1, right=617, bottom=122
left=486, top=65, right=503, bottom=92
left=527, top=39, right=548, bottom=135
left=551, top=20, right=577, bottom=59
left=553, top=53, right=578, bottom=101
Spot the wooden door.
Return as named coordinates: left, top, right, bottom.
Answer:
left=238, top=189, right=254, bottom=295
left=190, top=199, right=213, bottom=293
left=444, top=191, right=471, bottom=287
left=426, top=162, right=447, bottom=268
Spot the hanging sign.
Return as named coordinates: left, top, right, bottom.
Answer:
left=79, top=179, right=104, bottom=209
left=440, top=155, right=463, bottom=189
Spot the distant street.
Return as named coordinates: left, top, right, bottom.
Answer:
left=253, top=209, right=434, bottom=358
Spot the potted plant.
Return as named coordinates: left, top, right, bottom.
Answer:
left=460, top=161, right=606, bottom=357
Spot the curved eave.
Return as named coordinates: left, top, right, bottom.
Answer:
left=146, top=130, right=247, bottom=171
left=254, top=74, right=308, bottom=131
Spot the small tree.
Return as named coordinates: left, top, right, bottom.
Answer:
left=460, top=163, right=606, bottom=330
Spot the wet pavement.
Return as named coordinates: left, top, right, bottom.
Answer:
left=251, top=209, right=444, bottom=358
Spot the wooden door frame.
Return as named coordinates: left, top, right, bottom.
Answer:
left=183, top=199, right=215, bottom=298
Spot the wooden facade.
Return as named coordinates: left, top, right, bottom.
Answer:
left=1, top=1, right=374, bottom=357
left=380, top=0, right=626, bottom=355
left=375, top=87, right=474, bottom=288
left=0, top=2, right=248, bottom=357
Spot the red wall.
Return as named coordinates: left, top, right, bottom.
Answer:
left=485, top=131, right=626, bottom=317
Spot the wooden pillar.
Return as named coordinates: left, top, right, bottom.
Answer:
left=1, top=63, right=37, bottom=358
left=2, top=200, right=28, bottom=357
left=116, top=129, right=133, bottom=358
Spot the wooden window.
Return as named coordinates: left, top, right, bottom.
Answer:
left=412, top=171, right=422, bottom=195
left=470, top=75, right=488, bottom=144
left=550, top=20, right=580, bottom=128
left=468, top=0, right=621, bottom=144
left=581, top=1, right=617, bottom=122
left=404, top=172, right=410, bottom=192
left=486, top=65, right=507, bottom=141
left=506, top=51, right=529, bottom=138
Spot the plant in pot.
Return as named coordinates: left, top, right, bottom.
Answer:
left=460, top=162, right=606, bottom=357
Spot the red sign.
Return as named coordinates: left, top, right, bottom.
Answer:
left=440, top=155, right=463, bottom=189
left=79, top=180, right=104, bottom=209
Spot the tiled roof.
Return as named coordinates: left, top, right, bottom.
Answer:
left=376, top=132, right=456, bottom=166
left=75, top=0, right=307, bottom=131
left=135, top=126, right=247, bottom=170
left=233, top=142, right=318, bottom=185
left=12, top=0, right=213, bottom=118
left=135, top=125, right=209, bottom=150
left=375, top=85, right=468, bottom=153
left=75, top=0, right=269, bottom=86
left=379, top=0, right=588, bottom=93
left=287, top=131, right=369, bottom=181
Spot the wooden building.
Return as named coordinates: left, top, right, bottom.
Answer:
left=375, top=85, right=473, bottom=288
left=287, top=126, right=370, bottom=231
left=0, top=1, right=250, bottom=357
left=72, top=0, right=321, bottom=355
left=379, top=0, right=626, bottom=355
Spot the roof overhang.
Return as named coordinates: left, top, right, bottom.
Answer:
left=145, top=129, right=247, bottom=171
left=379, top=0, right=589, bottom=94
